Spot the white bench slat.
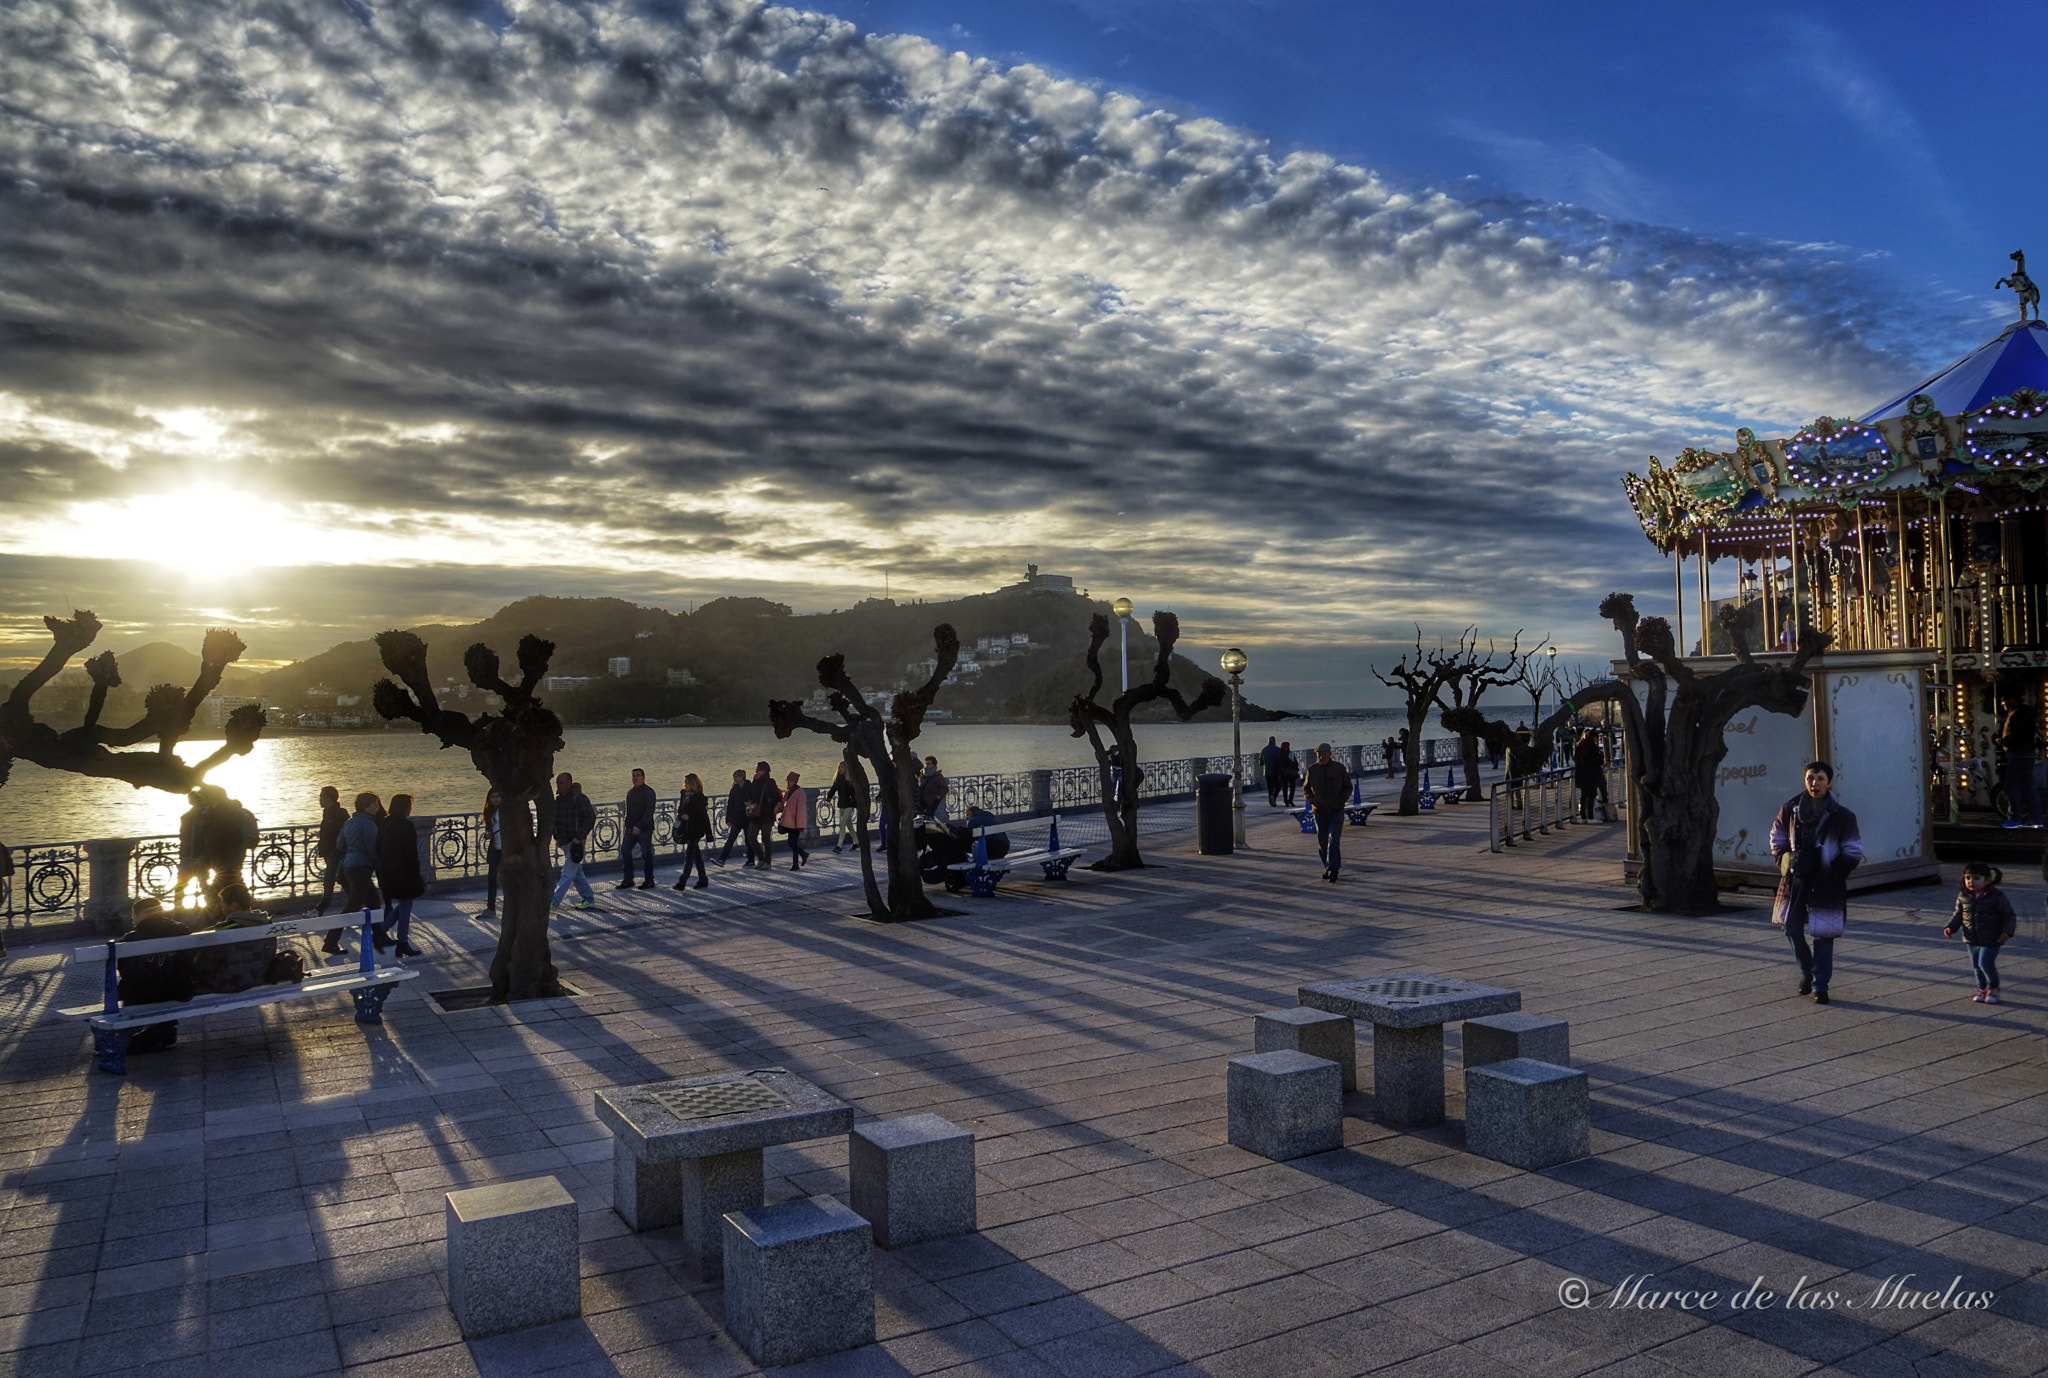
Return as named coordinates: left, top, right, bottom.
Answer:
left=946, top=847, right=1082, bottom=874
left=62, top=967, right=420, bottom=1027
left=73, top=912, right=366, bottom=962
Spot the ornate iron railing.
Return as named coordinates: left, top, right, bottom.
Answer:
left=0, top=736, right=1449, bottom=935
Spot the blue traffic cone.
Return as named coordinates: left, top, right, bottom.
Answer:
left=1047, top=813, right=1061, bottom=851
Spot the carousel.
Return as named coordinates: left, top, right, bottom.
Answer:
left=1621, top=252, right=2047, bottom=877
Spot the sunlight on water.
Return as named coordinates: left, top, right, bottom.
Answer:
left=0, top=716, right=1407, bottom=846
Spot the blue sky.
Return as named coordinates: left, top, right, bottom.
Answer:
left=848, top=0, right=2036, bottom=320
left=0, top=0, right=2034, bottom=705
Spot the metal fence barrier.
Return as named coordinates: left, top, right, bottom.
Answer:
left=1487, top=758, right=1628, bottom=853
left=1, top=734, right=1474, bottom=937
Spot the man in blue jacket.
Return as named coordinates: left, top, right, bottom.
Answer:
left=617, top=768, right=657, bottom=890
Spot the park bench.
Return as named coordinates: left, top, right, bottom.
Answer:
left=1296, top=799, right=1382, bottom=831
left=946, top=817, right=1084, bottom=897
left=60, top=909, right=419, bottom=1076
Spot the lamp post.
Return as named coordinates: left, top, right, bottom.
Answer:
left=1112, top=597, right=1134, bottom=693
left=1544, top=645, right=1559, bottom=767
left=1221, top=647, right=1249, bottom=846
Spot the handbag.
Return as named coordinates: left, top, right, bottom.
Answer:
left=1806, top=910, right=1846, bottom=940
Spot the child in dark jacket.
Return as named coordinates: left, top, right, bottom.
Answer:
left=1943, top=862, right=2017, bottom=1004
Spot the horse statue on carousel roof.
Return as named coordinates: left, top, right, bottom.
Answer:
left=1997, top=249, right=2040, bottom=322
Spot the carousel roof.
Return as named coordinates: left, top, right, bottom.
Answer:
left=1622, top=253, right=2048, bottom=555
left=1861, top=319, right=2048, bottom=422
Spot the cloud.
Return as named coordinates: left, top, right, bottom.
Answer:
left=0, top=0, right=1979, bottom=687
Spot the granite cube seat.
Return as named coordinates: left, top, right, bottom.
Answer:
left=1254, top=1006, right=1357, bottom=1091
left=721, top=1195, right=875, bottom=1367
left=850, top=1113, right=976, bottom=1248
left=1463, top=1012, right=1570, bottom=1070
left=1227, top=1050, right=1343, bottom=1161
left=445, top=1176, right=581, bottom=1338
left=1464, top=1057, right=1590, bottom=1170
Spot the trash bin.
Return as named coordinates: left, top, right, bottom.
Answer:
left=1196, top=772, right=1234, bottom=855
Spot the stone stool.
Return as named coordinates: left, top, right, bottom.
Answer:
left=849, top=1114, right=976, bottom=1248
left=1464, top=1058, right=1589, bottom=1170
left=721, top=1196, right=875, bottom=1367
left=1254, top=1007, right=1357, bottom=1091
left=1227, top=1051, right=1343, bottom=1161
left=1463, top=1013, right=1570, bottom=1070
left=445, top=1176, right=581, bottom=1338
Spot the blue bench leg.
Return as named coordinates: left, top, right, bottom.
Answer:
left=969, top=867, right=1000, bottom=898
left=353, top=983, right=398, bottom=1025
left=1040, top=858, right=1075, bottom=882
left=93, top=1028, right=131, bottom=1077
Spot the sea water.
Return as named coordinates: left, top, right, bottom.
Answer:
left=0, top=713, right=1411, bottom=846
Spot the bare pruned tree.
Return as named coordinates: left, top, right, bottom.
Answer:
left=0, top=611, right=267, bottom=800
left=1068, top=611, right=1224, bottom=871
left=769, top=625, right=958, bottom=921
left=1599, top=593, right=1829, bottom=914
left=1435, top=630, right=1528, bottom=802
left=373, top=629, right=566, bottom=999
left=1372, top=629, right=1470, bottom=815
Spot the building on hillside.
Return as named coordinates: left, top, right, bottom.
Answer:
left=202, top=694, right=263, bottom=729
left=1002, top=563, right=1075, bottom=594
left=666, top=668, right=698, bottom=687
left=545, top=675, right=595, bottom=694
left=607, top=656, right=632, bottom=677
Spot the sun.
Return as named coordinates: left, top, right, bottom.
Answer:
left=61, top=487, right=315, bottom=573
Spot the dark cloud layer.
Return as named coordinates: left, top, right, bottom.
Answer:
left=0, top=0, right=1978, bottom=694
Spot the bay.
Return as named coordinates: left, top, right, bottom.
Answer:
left=0, top=713, right=1412, bottom=846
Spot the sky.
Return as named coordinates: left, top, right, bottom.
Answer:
left=1, top=0, right=2038, bottom=706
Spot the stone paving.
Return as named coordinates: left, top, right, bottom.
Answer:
left=1, top=798, right=2045, bottom=1378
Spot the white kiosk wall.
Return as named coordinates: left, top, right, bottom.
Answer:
left=1621, top=649, right=1936, bottom=891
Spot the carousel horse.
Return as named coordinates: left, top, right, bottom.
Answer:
left=1997, top=250, right=2040, bottom=322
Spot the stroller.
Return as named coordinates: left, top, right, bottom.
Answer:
left=918, top=809, right=1010, bottom=891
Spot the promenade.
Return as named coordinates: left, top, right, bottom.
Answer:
left=1, top=798, right=2044, bottom=1378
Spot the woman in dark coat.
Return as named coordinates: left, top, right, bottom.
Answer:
left=673, top=773, right=712, bottom=891
left=1770, top=760, right=1862, bottom=1005
left=1572, top=730, right=1604, bottom=820
left=377, top=794, right=427, bottom=958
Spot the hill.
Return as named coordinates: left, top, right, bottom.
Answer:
left=254, top=587, right=1285, bottom=728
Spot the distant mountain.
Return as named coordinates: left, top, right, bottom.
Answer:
left=111, top=642, right=263, bottom=697
left=253, top=587, right=1285, bottom=727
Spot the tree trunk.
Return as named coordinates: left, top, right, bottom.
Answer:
left=1398, top=708, right=1430, bottom=814
left=1089, top=716, right=1147, bottom=871
left=1458, top=731, right=1484, bottom=802
left=490, top=799, right=561, bottom=1000
left=846, top=752, right=886, bottom=919
left=876, top=754, right=938, bottom=920
left=1635, top=714, right=1728, bottom=914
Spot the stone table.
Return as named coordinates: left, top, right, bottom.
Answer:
left=1297, top=972, right=1519, bottom=1126
left=594, top=1068, right=855, bottom=1276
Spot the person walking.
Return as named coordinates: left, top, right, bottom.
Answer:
left=1770, top=760, right=1863, bottom=1005
left=329, top=791, right=382, bottom=955
left=780, top=771, right=811, bottom=870
left=1305, top=743, right=1353, bottom=882
left=829, top=761, right=861, bottom=853
left=1277, top=743, right=1300, bottom=809
left=673, top=773, right=712, bottom=890
left=313, top=786, right=348, bottom=919
left=744, top=762, right=783, bottom=870
left=482, top=788, right=504, bottom=916
left=1572, top=729, right=1604, bottom=821
left=377, top=794, right=426, bottom=958
left=1261, top=736, right=1283, bottom=806
left=550, top=773, right=596, bottom=909
left=1395, top=729, right=1412, bottom=780
left=617, top=767, right=657, bottom=889
left=919, top=756, right=951, bottom=822
left=1997, top=699, right=2042, bottom=829
left=716, top=768, right=751, bottom=866
left=1943, top=862, right=2017, bottom=1003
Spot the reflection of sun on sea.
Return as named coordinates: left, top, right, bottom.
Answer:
left=116, top=736, right=308, bottom=839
